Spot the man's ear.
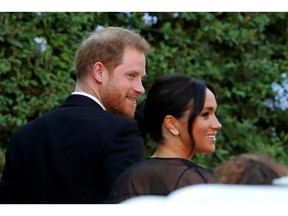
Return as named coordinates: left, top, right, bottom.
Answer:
left=92, top=62, right=105, bottom=83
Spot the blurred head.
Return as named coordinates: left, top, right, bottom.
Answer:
left=75, top=27, right=150, bottom=117
left=214, top=153, right=288, bottom=184
left=136, top=74, right=222, bottom=158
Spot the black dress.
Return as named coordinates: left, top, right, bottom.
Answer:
left=109, top=157, right=216, bottom=203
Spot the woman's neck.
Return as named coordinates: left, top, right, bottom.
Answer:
left=151, top=144, right=192, bottom=160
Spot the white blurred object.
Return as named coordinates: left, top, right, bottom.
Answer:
left=272, top=175, right=288, bottom=186
left=122, top=184, right=288, bottom=205
left=121, top=195, right=167, bottom=204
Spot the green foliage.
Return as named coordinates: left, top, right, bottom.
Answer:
left=1, top=12, right=287, bottom=173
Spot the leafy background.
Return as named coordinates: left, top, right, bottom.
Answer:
left=1, top=12, right=287, bottom=176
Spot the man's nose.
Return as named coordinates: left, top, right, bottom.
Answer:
left=134, top=80, right=145, bottom=95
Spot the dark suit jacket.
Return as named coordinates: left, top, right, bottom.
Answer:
left=0, top=95, right=144, bottom=204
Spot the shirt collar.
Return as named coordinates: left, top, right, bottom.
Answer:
left=71, top=91, right=106, bottom=110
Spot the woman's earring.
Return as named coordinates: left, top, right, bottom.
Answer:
left=169, top=129, right=180, bottom=136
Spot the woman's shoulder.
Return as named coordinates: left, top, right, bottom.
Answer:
left=180, top=160, right=216, bottom=183
left=119, top=159, right=157, bottom=178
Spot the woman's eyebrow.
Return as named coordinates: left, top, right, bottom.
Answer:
left=202, top=106, right=217, bottom=111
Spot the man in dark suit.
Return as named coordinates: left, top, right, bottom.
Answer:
left=0, top=27, right=150, bottom=203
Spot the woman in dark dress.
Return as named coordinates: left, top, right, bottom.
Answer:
left=109, top=74, right=222, bottom=203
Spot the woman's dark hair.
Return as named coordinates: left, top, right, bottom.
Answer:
left=135, top=74, right=208, bottom=152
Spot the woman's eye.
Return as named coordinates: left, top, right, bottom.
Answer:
left=201, top=112, right=209, bottom=118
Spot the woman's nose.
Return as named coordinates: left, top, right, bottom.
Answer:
left=213, top=116, right=222, bottom=130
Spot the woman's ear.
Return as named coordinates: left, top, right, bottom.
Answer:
left=92, top=62, right=105, bottom=83
left=164, top=115, right=180, bottom=136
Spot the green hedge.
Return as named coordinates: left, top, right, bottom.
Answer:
left=1, top=12, right=287, bottom=175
